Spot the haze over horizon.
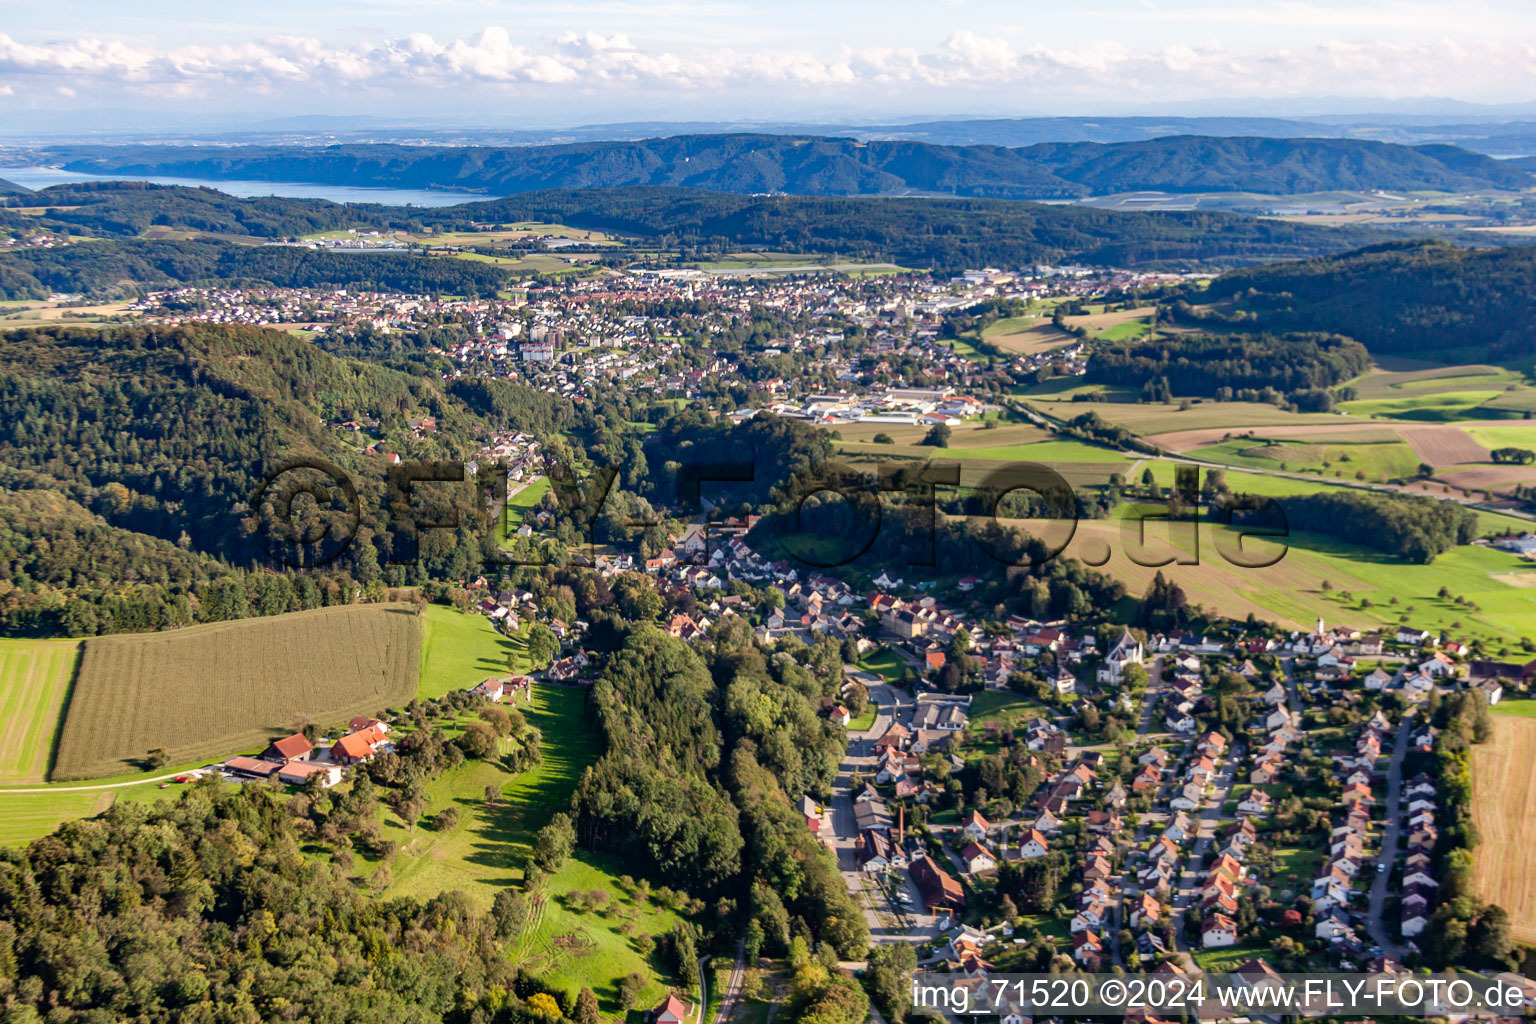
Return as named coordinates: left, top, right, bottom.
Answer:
left=5, top=0, right=1536, bottom=128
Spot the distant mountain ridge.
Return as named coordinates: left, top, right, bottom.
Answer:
left=37, top=133, right=1531, bottom=199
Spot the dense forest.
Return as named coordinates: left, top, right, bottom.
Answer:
left=0, top=237, right=516, bottom=301
left=1185, top=239, right=1536, bottom=360
left=37, top=133, right=1532, bottom=198
left=1084, top=331, right=1370, bottom=405
left=16, top=181, right=413, bottom=239
left=0, top=325, right=561, bottom=634
left=439, top=188, right=1388, bottom=270
left=0, top=184, right=1398, bottom=296
left=1233, top=490, right=1479, bottom=563
left=574, top=622, right=869, bottom=959
left=0, top=780, right=532, bottom=1023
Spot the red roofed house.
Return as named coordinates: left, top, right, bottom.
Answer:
left=653, top=994, right=689, bottom=1024
left=331, top=724, right=388, bottom=765
left=260, top=733, right=314, bottom=764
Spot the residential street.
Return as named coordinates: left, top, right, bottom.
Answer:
left=827, top=671, right=940, bottom=946
left=1366, top=717, right=1413, bottom=960
left=1168, top=752, right=1240, bottom=965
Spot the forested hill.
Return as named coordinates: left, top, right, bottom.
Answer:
left=0, top=324, right=573, bottom=635
left=1184, top=239, right=1536, bottom=360
left=440, top=188, right=1390, bottom=268
left=0, top=177, right=31, bottom=197
left=0, top=188, right=1396, bottom=298
left=37, top=132, right=1532, bottom=198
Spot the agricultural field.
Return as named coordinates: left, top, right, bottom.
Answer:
left=1337, top=365, right=1536, bottom=421
left=981, top=313, right=1077, bottom=356
left=1184, top=437, right=1421, bottom=480
left=52, top=603, right=422, bottom=779
left=997, top=513, right=1536, bottom=643
left=418, top=604, right=529, bottom=700
left=1024, top=392, right=1357, bottom=435
left=0, top=791, right=113, bottom=846
left=0, top=638, right=79, bottom=784
left=1471, top=714, right=1536, bottom=943
left=835, top=437, right=1127, bottom=464
left=1466, top=424, right=1536, bottom=451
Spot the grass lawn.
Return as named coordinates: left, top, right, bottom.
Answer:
left=508, top=854, right=687, bottom=1012
left=384, top=684, right=600, bottom=903
left=418, top=605, right=528, bottom=700
left=0, top=637, right=80, bottom=784
left=1192, top=940, right=1275, bottom=972
left=1492, top=699, right=1536, bottom=718
left=856, top=649, right=906, bottom=683
left=508, top=475, right=551, bottom=512
left=849, top=703, right=878, bottom=732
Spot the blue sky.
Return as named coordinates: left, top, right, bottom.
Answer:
left=2, top=0, right=1534, bottom=124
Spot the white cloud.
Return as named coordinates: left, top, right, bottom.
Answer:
left=1, top=25, right=1535, bottom=107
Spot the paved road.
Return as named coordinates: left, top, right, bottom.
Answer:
left=709, top=936, right=748, bottom=1024
left=1168, top=753, right=1240, bottom=966
left=1366, top=717, right=1414, bottom=960
left=0, top=767, right=213, bottom=793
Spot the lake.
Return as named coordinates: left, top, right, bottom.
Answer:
left=0, top=166, right=485, bottom=208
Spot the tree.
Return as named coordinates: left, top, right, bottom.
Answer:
left=534, top=811, right=577, bottom=871
left=146, top=747, right=170, bottom=769
left=492, top=888, right=528, bottom=938
left=573, top=987, right=601, bottom=1024
left=619, top=973, right=646, bottom=1010
left=433, top=807, right=461, bottom=831
left=480, top=704, right=513, bottom=736
left=457, top=720, right=498, bottom=759
left=920, top=424, right=951, bottom=448
left=528, top=992, right=563, bottom=1022
left=526, top=622, right=561, bottom=669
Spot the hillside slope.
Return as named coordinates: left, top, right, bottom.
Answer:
left=1191, top=239, right=1536, bottom=360
left=41, top=133, right=1532, bottom=198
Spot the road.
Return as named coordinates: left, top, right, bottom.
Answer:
left=1365, top=717, right=1413, bottom=960
left=0, top=767, right=212, bottom=793
left=828, top=671, right=945, bottom=947
left=708, top=936, right=748, bottom=1024
left=1167, top=752, right=1240, bottom=966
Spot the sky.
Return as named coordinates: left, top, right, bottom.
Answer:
left=3, top=0, right=1536, bottom=127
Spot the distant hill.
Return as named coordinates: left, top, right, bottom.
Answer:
left=41, top=133, right=1532, bottom=199
left=0, top=177, right=33, bottom=197
left=439, top=188, right=1392, bottom=270
left=0, top=186, right=1393, bottom=291
left=1188, top=239, right=1536, bottom=360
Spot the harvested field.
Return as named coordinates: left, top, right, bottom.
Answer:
left=982, top=315, right=1077, bottom=356
left=1399, top=425, right=1490, bottom=465
left=1438, top=464, right=1536, bottom=495
left=52, top=603, right=421, bottom=779
left=1062, top=305, right=1156, bottom=334
left=1471, top=715, right=1536, bottom=943
left=0, top=638, right=80, bottom=783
